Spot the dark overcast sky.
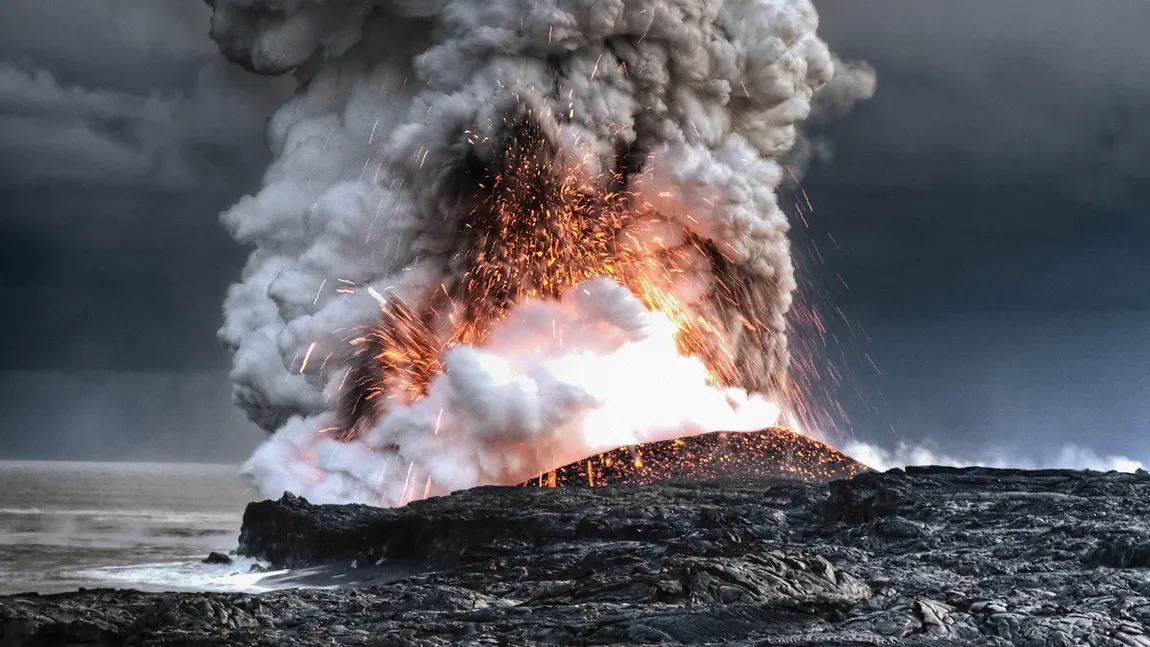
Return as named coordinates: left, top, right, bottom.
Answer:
left=0, top=0, right=1146, bottom=464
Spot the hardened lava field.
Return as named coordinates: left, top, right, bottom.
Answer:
left=522, top=427, right=868, bottom=488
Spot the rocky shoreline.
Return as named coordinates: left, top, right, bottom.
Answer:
left=4, top=466, right=1150, bottom=646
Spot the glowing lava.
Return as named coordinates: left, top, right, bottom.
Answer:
left=522, top=428, right=868, bottom=488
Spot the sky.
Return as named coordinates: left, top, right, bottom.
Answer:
left=0, top=0, right=1146, bottom=465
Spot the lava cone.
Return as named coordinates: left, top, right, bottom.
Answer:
left=521, top=428, right=868, bottom=488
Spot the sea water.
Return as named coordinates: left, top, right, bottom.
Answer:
left=0, top=461, right=280, bottom=595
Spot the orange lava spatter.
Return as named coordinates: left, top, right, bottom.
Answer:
left=520, top=427, right=869, bottom=488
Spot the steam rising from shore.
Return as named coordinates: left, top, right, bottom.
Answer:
left=847, top=441, right=1146, bottom=474
left=208, top=0, right=874, bottom=504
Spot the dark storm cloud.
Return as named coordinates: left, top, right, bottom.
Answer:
left=0, top=1, right=291, bottom=459
left=0, top=190, right=248, bottom=371
left=803, top=0, right=1150, bottom=316
left=0, top=59, right=275, bottom=190
left=783, top=1, right=1150, bottom=466
left=839, top=311, right=1150, bottom=462
left=0, top=1, right=291, bottom=368
left=814, top=0, right=1150, bottom=195
left=0, top=371, right=265, bottom=462
left=0, top=1, right=225, bottom=91
left=0, top=0, right=291, bottom=221
left=791, top=188, right=1150, bottom=320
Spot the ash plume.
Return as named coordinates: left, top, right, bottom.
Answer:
left=208, top=0, right=875, bottom=504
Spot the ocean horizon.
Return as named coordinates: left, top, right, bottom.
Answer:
left=0, top=460, right=272, bottom=595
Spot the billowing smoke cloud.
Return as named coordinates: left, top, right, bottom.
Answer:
left=846, top=440, right=1146, bottom=474
left=208, top=0, right=874, bottom=504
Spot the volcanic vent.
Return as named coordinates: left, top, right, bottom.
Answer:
left=210, top=0, right=876, bottom=505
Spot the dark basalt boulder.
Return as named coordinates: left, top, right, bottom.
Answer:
left=202, top=551, right=233, bottom=565
left=3, top=466, right=1150, bottom=646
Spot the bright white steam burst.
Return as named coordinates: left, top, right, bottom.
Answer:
left=208, top=0, right=875, bottom=505
left=244, top=279, right=779, bottom=505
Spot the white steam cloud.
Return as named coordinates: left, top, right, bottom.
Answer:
left=207, top=0, right=875, bottom=504
left=846, top=440, right=1146, bottom=474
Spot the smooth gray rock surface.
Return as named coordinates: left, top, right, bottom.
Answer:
left=3, top=467, right=1150, bottom=646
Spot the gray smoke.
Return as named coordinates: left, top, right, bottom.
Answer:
left=207, top=0, right=874, bottom=501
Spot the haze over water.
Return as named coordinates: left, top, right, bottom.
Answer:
left=0, top=461, right=260, bottom=595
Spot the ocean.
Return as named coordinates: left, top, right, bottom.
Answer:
left=0, top=461, right=275, bottom=595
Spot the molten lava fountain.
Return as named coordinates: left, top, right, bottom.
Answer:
left=209, top=0, right=876, bottom=506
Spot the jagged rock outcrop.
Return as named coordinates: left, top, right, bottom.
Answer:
left=3, top=467, right=1150, bottom=646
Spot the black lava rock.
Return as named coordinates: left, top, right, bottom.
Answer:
left=202, top=552, right=233, bottom=565
left=3, top=467, right=1150, bottom=646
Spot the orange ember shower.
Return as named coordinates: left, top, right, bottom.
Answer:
left=338, top=105, right=786, bottom=443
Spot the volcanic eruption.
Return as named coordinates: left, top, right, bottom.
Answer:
left=209, top=0, right=876, bottom=505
